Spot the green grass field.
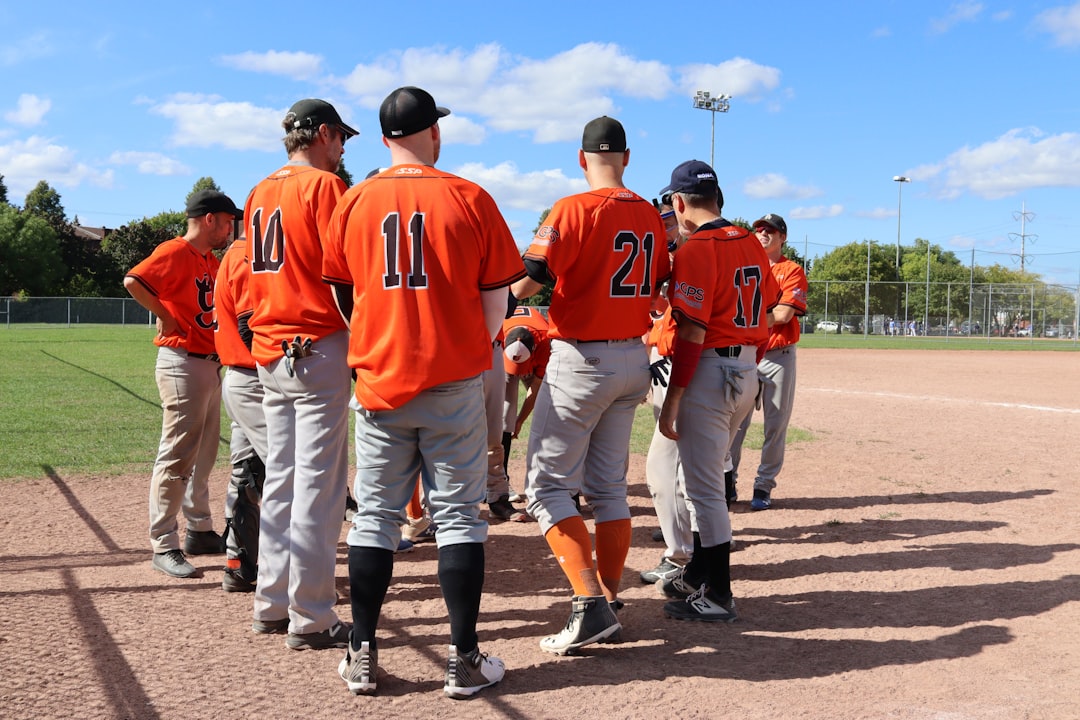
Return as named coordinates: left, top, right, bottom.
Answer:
left=21, top=323, right=1066, bottom=480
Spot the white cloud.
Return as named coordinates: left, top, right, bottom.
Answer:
left=440, top=115, right=486, bottom=145
left=452, top=161, right=588, bottom=213
left=908, top=128, right=1080, bottom=199
left=0, top=136, right=113, bottom=197
left=790, top=204, right=843, bottom=220
left=220, top=50, right=323, bottom=79
left=0, top=31, right=53, bottom=66
left=677, top=57, right=782, bottom=102
left=108, top=151, right=190, bottom=176
left=4, top=94, right=51, bottom=126
left=871, top=26, right=892, bottom=38
left=855, top=207, right=897, bottom=220
left=150, top=94, right=292, bottom=151
left=743, top=173, right=822, bottom=200
left=1032, top=3, right=1080, bottom=47
left=338, top=43, right=677, bottom=144
left=930, top=1, right=984, bottom=34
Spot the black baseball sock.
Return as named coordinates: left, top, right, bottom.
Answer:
left=701, top=541, right=732, bottom=599
left=438, top=542, right=485, bottom=654
left=347, top=546, right=394, bottom=651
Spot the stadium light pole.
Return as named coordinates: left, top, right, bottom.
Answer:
left=693, top=91, right=731, bottom=168
left=893, top=176, right=911, bottom=273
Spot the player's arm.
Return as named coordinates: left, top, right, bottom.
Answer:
left=658, top=315, right=706, bottom=441
left=514, top=375, right=544, bottom=437
left=770, top=304, right=797, bottom=326
left=512, top=256, right=554, bottom=300
left=124, top=275, right=185, bottom=338
left=329, top=282, right=354, bottom=326
left=481, top=288, right=508, bottom=342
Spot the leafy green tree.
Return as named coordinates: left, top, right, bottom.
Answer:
left=807, top=240, right=896, bottom=321
left=0, top=174, right=9, bottom=206
left=100, top=219, right=173, bottom=286
left=337, top=160, right=354, bottom=188
left=0, top=204, right=65, bottom=295
left=186, top=177, right=221, bottom=204
left=24, top=181, right=68, bottom=229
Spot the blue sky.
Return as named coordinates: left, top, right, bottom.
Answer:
left=2, top=1, right=1079, bottom=284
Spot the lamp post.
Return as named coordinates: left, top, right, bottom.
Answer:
left=693, top=91, right=731, bottom=168
left=893, top=176, right=911, bottom=273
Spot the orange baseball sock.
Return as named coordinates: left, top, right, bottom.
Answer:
left=595, top=518, right=631, bottom=600
left=407, top=477, right=423, bottom=520
left=544, top=516, right=602, bottom=597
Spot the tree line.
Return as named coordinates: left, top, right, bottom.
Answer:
left=1, top=170, right=1072, bottom=330
left=0, top=162, right=355, bottom=299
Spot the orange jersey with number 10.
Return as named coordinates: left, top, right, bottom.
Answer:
left=244, top=164, right=348, bottom=365
left=524, top=188, right=670, bottom=341
left=322, top=165, right=526, bottom=411
left=669, top=222, right=781, bottom=349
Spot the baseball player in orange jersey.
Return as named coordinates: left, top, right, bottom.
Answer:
left=640, top=204, right=696, bottom=585
left=213, top=237, right=268, bottom=593
left=322, top=86, right=524, bottom=698
left=656, top=160, right=780, bottom=622
left=243, top=98, right=356, bottom=650
left=512, top=116, right=671, bottom=655
left=500, top=305, right=551, bottom=499
left=124, top=189, right=240, bottom=578
left=729, top=213, right=808, bottom=511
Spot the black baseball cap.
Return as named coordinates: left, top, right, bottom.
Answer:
left=284, top=98, right=358, bottom=138
left=659, top=159, right=719, bottom=197
left=753, top=213, right=788, bottom=234
left=581, top=116, right=627, bottom=153
left=379, top=86, right=450, bottom=138
left=185, top=189, right=242, bottom=219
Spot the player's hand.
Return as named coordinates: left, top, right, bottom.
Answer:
left=649, top=357, right=671, bottom=388
left=658, top=395, right=680, bottom=441
left=156, top=315, right=186, bottom=339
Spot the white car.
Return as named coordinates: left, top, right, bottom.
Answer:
left=816, top=320, right=839, bottom=333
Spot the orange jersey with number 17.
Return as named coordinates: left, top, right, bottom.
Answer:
left=244, top=164, right=348, bottom=365
left=322, top=165, right=526, bottom=411
left=669, top=222, right=781, bottom=349
left=523, top=188, right=670, bottom=341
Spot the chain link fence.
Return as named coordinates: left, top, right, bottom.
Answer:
left=805, top=280, right=1078, bottom=339
left=0, top=297, right=155, bottom=327
left=4, top=284, right=1079, bottom=340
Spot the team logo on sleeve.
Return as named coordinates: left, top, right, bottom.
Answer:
left=672, top=281, right=704, bottom=309
left=533, top=225, right=559, bottom=247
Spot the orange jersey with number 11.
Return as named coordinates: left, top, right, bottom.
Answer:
left=323, top=165, right=526, bottom=411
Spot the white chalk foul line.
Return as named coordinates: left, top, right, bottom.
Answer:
left=803, top=387, right=1080, bottom=415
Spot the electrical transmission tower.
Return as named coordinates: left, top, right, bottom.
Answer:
left=1009, top=201, right=1037, bottom=272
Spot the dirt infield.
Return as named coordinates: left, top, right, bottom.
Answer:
left=2, top=348, right=1078, bottom=719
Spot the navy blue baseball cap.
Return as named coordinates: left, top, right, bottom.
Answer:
left=659, top=159, right=719, bottom=197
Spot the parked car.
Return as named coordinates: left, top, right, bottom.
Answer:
left=1045, top=327, right=1060, bottom=338
left=816, top=320, right=839, bottom=333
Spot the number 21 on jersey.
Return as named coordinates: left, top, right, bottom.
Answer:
left=610, top=231, right=655, bottom=298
